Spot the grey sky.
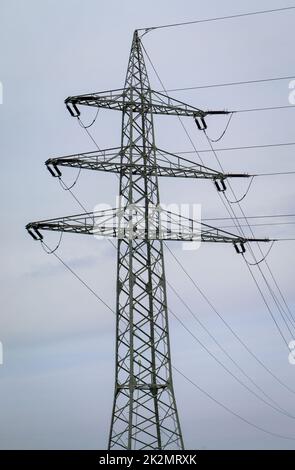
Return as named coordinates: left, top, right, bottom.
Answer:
left=0, top=0, right=294, bottom=449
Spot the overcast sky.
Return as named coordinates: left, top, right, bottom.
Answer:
left=0, top=0, right=295, bottom=450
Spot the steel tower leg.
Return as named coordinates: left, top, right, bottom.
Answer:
left=108, top=31, right=184, bottom=450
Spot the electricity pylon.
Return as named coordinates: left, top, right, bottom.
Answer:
left=26, top=30, right=269, bottom=450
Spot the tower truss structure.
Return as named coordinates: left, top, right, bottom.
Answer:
left=27, top=30, right=269, bottom=450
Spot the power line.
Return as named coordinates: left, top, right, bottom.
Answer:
left=166, top=75, right=295, bottom=92
left=197, top=98, right=295, bottom=341
left=142, top=16, right=295, bottom=342
left=149, top=39, right=295, bottom=364
left=143, top=42, right=295, bottom=171
left=235, top=104, right=294, bottom=113
left=222, top=189, right=295, bottom=339
left=203, top=213, right=295, bottom=221
left=256, top=171, right=295, bottom=177
left=143, top=41, right=295, bottom=346
left=209, top=221, right=295, bottom=229
left=167, top=280, right=294, bottom=418
left=27, top=24, right=295, bottom=450
left=67, top=65, right=295, bottom=430
left=174, top=367, right=295, bottom=442
left=202, top=133, right=295, bottom=340
left=39, top=240, right=295, bottom=441
left=78, top=116, right=102, bottom=150
left=207, top=125, right=295, bottom=334
left=56, top=114, right=295, bottom=419
left=59, top=159, right=295, bottom=396
left=142, top=42, right=206, bottom=166
left=55, top=168, right=295, bottom=419
left=176, top=141, right=295, bottom=154
left=168, top=304, right=295, bottom=418
left=139, top=6, right=295, bottom=33
left=70, top=104, right=295, bottom=396
left=42, top=241, right=115, bottom=314
left=225, top=176, right=295, bottom=334
left=165, top=243, right=295, bottom=395
left=55, top=161, right=295, bottom=416
left=206, top=113, right=234, bottom=143
left=244, top=255, right=294, bottom=342
left=55, top=116, right=295, bottom=443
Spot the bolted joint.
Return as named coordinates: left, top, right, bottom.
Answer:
left=146, top=281, right=152, bottom=294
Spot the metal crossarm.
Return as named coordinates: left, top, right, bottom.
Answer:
left=46, top=147, right=249, bottom=181
left=65, top=88, right=230, bottom=119
left=26, top=207, right=269, bottom=246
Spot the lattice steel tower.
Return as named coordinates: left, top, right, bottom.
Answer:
left=27, top=30, right=268, bottom=450
left=108, top=32, right=183, bottom=450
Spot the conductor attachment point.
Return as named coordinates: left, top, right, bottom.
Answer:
left=234, top=241, right=246, bottom=254
left=26, top=225, right=44, bottom=241
left=214, top=178, right=227, bottom=192
left=194, top=116, right=207, bottom=130
left=46, top=162, right=62, bottom=178
left=65, top=101, right=80, bottom=117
